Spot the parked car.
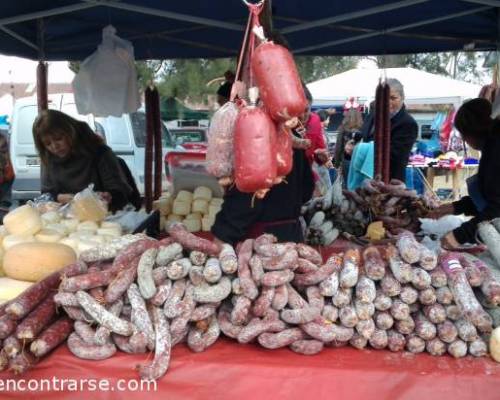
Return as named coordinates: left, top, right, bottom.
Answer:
left=9, top=93, right=182, bottom=200
left=169, top=127, right=208, bottom=145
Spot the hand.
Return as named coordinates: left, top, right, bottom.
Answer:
left=427, top=203, right=454, bottom=219
left=57, top=193, right=74, bottom=204
left=441, top=232, right=460, bottom=250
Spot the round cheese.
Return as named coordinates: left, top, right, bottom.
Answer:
left=61, top=218, right=79, bottom=233
left=3, top=205, right=42, bottom=236
left=3, top=234, right=36, bottom=251
left=45, top=223, right=69, bottom=237
left=166, top=214, right=183, bottom=223
left=172, top=200, right=191, bottom=216
left=35, top=229, right=63, bottom=243
left=77, top=221, right=99, bottom=231
left=192, top=199, right=208, bottom=215
left=153, top=198, right=172, bottom=216
left=208, top=204, right=221, bottom=218
left=186, top=213, right=202, bottom=221
left=3, top=242, right=77, bottom=282
left=59, top=237, right=79, bottom=253
left=193, top=186, right=213, bottom=201
left=183, top=218, right=201, bottom=232
left=210, top=198, right=224, bottom=206
left=97, top=227, right=121, bottom=237
left=100, top=221, right=122, bottom=231
left=490, top=327, right=500, bottom=363
left=176, top=190, right=193, bottom=203
left=0, top=277, right=33, bottom=302
left=41, top=211, right=61, bottom=225
left=201, top=216, right=215, bottom=232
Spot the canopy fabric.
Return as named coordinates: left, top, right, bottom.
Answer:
left=160, top=97, right=210, bottom=121
left=0, top=1, right=498, bottom=61
left=308, top=67, right=482, bottom=106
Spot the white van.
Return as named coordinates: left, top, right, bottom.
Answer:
left=10, top=93, right=180, bottom=200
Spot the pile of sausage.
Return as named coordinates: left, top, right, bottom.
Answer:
left=2, top=225, right=499, bottom=381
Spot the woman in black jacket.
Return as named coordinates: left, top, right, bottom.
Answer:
left=430, top=98, right=500, bottom=247
left=33, top=109, right=133, bottom=212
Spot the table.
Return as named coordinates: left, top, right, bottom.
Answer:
left=1, top=338, right=499, bottom=400
left=422, top=165, right=478, bottom=200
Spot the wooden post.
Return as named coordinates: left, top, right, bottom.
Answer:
left=36, top=19, right=48, bottom=113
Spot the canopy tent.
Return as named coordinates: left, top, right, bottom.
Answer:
left=308, top=67, right=483, bottom=107
left=0, top=1, right=499, bottom=61
left=160, top=97, right=210, bottom=121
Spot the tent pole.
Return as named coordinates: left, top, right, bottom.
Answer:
left=36, top=19, right=48, bottom=113
left=294, top=6, right=490, bottom=54
left=0, top=27, right=38, bottom=50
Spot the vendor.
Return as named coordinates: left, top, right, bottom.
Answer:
left=361, top=78, right=418, bottom=181
left=211, top=113, right=315, bottom=246
left=429, top=98, right=500, bottom=247
left=33, top=109, right=134, bottom=212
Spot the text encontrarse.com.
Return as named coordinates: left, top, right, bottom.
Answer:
left=0, top=377, right=158, bottom=392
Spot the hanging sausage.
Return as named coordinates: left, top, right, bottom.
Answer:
left=275, top=124, right=293, bottom=179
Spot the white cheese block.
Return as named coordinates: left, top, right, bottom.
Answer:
left=193, top=186, right=213, bottom=201
left=35, top=229, right=63, bottom=243
left=0, top=277, right=33, bottom=301
left=45, top=223, right=69, bottom=237
left=185, top=213, right=202, bottom=221
left=210, top=198, right=224, bottom=206
left=183, top=218, right=201, bottom=232
left=97, top=227, right=122, bottom=237
left=59, top=237, right=79, bottom=253
left=153, top=198, right=172, bottom=216
left=192, top=199, right=208, bottom=215
left=167, top=214, right=183, bottom=223
left=100, top=221, right=122, bottom=230
left=173, top=200, right=191, bottom=216
left=176, top=190, right=193, bottom=203
left=61, top=218, right=79, bottom=233
left=208, top=204, right=221, bottom=218
left=3, top=234, right=36, bottom=251
left=3, top=205, right=42, bottom=236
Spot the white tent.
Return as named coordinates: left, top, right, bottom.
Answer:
left=307, top=67, right=482, bottom=108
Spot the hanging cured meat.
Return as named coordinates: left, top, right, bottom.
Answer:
left=234, top=104, right=277, bottom=196
left=251, top=41, right=307, bottom=122
left=275, top=124, right=293, bottom=179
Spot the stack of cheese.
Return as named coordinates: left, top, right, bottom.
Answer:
left=0, top=204, right=123, bottom=258
left=153, top=186, right=223, bottom=232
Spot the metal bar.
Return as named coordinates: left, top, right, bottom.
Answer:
left=282, top=0, right=430, bottom=34
left=459, top=0, right=500, bottom=7
left=0, top=3, right=99, bottom=26
left=0, top=26, right=38, bottom=50
left=84, top=0, right=244, bottom=31
left=294, top=5, right=491, bottom=54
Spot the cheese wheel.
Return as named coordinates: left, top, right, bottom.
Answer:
left=35, top=229, right=63, bottom=243
left=97, top=227, right=121, bottom=237
left=208, top=204, right=221, bottom=218
left=210, top=198, right=224, bottom=206
left=3, top=234, right=36, bottom=251
left=173, top=200, right=191, bottom=216
left=0, top=277, right=33, bottom=301
left=61, top=218, right=79, bottom=233
left=41, top=211, right=61, bottom=225
left=3, top=242, right=77, bottom=282
left=71, top=195, right=107, bottom=222
left=202, top=216, right=215, bottom=232
left=183, top=219, right=201, bottom=233
left=0, top=225, right=7, bottom=236
left=167, top=214, right=183, bottom=223
left=153, top=198, right=172, bottom=216
left=69, top=231, right=94, bottom=241
left=3, top=205, right=42, bottom=236
left=59, top=237, right=79, bottom=253
left=176, top=190, right=193, bottom=203
left=186, top=213, right=202, bottom=221
left=193, top=186, right=213, bottom=201
left=192, top=199, right=208, bottom=215
left=77, top=221, right=99, bottom=231
left=490, top=327, right=500, bottom=363
left=77, top=237, right=104, bottom=253
left=100, top=221, right=122, bottom=230
left=45, top=223, right=69, bottom=237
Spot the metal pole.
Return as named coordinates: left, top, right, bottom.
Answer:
left=36, top=19, right=48, bottom=113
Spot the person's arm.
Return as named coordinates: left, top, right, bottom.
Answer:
left=96, top=149, right=132, bottom=211
left=211, top=187, right=263, bottom=245
left=452, top=196, right=477, bottom=216
left=390, top=119, right=418, bottom=181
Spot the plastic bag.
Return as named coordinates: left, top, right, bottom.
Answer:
left=419, top=215, right=464, bottom=238
left=103, top=206, right=149, bottom=234
left=72, top=25, right=140, bottom=117
left=70, top=185, right=108, bottom=222
left=28, top=193, right=61, bottom=214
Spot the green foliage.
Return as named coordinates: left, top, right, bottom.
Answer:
left=296, top=56, right=360, bottom=83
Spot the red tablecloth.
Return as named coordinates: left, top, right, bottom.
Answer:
left=1, top=338, right=499, bottom=400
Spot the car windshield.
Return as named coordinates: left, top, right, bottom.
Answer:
left=130, top=112, right=174, bottom=147
left=172, top=129, right=206, bottom=143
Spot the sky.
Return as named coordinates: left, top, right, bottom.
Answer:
left=0, top=55, right=75, bottom=84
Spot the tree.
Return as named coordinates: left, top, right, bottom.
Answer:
left=296, top=56, right=360, bottom=83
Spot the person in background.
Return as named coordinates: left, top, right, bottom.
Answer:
left=301, top=87, right=330, bottom=195
left=0, top=131, right=14, bottom=213
left=360, top=78, right=418, bottom=182
left=428, top=98, right=500, bottom=248
left=334, top=105, right=364, bottom=186
left=216, top=80, right=233, bottom=107
left=33, top=109, right=134, bottom=212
